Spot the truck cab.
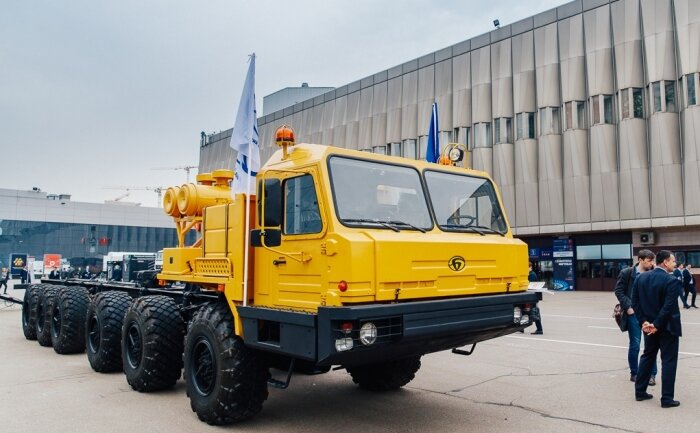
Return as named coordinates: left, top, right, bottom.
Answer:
left=159, top=138, right=538, bottom=368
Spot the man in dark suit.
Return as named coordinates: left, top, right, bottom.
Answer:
left=632, top=250, right=683, bottom=408
left=673, top=263, right=688, bottom=308
left=682, top=264, right=697, bottom=308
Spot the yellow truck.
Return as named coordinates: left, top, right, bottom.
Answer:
left=21, top=126, right=539, bottom=425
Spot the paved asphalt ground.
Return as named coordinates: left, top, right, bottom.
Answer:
left=1, top=281, right=699, bottom=433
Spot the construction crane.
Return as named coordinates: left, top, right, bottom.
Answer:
left=152, top=165, right=198, bottom=183
left=110, top=191, right=130, bottom=202
left=103, top=186, right=166, bottom=208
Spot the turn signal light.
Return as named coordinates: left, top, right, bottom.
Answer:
left=341, top=322, right=353, bottom=335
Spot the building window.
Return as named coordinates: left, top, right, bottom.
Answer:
left=686, top=73, right=697, bottom=107
left=494, top=117, right=513, bottom=144
left=454, top=126, right=471, bottom=151
left=473, top=122, right=492, bottom=148
left=373, top=145, right=387, bottom=155
left=516, top=112, right=535, bottom=140
left=619, top=88, right=644, bottom=119
left=402, top=139, right=417, bottom=159
left=590, top=94, right=614, bottom=125
left=665, top=81, right=676, bottom=112
left=633, top=88, right=644, bottom=118
left=650, top=80, right=678, bottom=113
left=418, top=136, right=427, bottom=158
left=652, top=81, right=662, bottom=112
left=438, top=130, right=453, bottom=147
left=603, top=95, right=613, bottom=123
left=539, top=107, right=561, bottom=136
left=388, top=142, right=402, bottom=157
left=621, top=89, right=629, bottom=118
left=591, top=95, right=600, bottom=124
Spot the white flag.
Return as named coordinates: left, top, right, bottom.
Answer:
left=230, top=54, right=260, bottom=195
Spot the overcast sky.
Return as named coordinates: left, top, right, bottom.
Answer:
left=1, top=0, right=567, bottom=206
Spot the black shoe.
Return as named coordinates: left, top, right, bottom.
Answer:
left=692, top=305, right=698, bottom=308
left=630, top=374, right=637, bottom=382
left=683, top=305, right=690, bottom=309
left=661, top=400, right=680, bottom=408
left=531, top=330, right=543, bottom=335
left=635, top=393, right=653, bottom=401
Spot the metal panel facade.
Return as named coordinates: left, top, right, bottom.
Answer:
left=202, top=0, right=700, bottom=238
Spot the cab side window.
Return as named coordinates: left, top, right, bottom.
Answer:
left=284, top=175, right=322, bottom=234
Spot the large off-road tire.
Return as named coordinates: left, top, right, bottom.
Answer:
left=22, top=284, right=43, bottom=340
left=122, top=296, right=184, bottom=392
left=184, top=303, right=270, bottom=425
left=36, top=286, right=61, bottom=347
left=86, top=291, right=132, bottom=372
left=51, top=286, right=90, bottom=354
left=347, top=356, right=422, bottom=391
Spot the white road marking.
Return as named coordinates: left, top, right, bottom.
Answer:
left=505, top=335, right=700, bottom=356
left=547, top=314, right=700, bottom=326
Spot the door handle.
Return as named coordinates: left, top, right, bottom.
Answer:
left=273, top=258, right=287, bottom=266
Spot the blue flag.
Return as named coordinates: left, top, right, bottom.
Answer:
left=230, top=54, right=260, bottom=195
left=425, top=102, right=439, bottom=163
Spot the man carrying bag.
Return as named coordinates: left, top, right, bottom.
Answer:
left=614, top=249, right=657, bottom=385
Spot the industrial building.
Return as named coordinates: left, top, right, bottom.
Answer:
left=0, top=188, right=188, bottom=275
left=199, top=0, right=700, bottom=290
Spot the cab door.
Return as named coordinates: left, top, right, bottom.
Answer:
left=255, top=171, right=328, bottom=311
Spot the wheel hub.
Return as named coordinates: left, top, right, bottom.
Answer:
left=88, top=314, right=100, bottom=353
left=191, top=337, right=216, bottom=396
left=51, top=303, right=62, bottom=339
left=126, top=322, right=143, bottom=369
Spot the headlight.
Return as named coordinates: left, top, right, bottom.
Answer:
left=335, top=338, right=353, bottom=352
left=359, top=322, right=378, bottom=345
left=520, top=314, right=529, bottom=325
left=513, top=306, right=522, bottom=324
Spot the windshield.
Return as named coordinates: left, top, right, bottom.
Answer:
left=424, top=170, right=507, bottom=234
left=329, top=156, right=432, bottom=230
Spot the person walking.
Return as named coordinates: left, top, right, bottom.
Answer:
left=614, top=249, right=657, bottom=385
left=682, top=264, right=697, bottom=308
left=673, top=263, right=689, bottom=308
left=528, top=263, right=543, bottom=335
left=632, top=250, right=683, bottom=408
left=0, top=268, right=9, bottom=294
left=20, top=266, right=28, bottom=284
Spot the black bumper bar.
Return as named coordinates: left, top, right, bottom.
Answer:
left=238, top=291, right=539, bottom=367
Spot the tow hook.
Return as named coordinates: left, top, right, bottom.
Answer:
left=452, top=343, right=477, bottom=356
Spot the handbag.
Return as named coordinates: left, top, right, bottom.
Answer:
left=613, top=303, right=628, bottom=332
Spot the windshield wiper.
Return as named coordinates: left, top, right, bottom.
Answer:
left=342, top=218, right=400, bottom=232
left=441, top=224, right=505, bottom=236
left=385, top=220, right=427, bottom=233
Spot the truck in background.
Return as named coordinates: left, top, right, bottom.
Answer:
left=102, top=252, right=156, bottom=281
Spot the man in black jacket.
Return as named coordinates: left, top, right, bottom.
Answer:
left=632, top=250, right=683, bottom=408
left=614, top=249, right=657, bottom=384
left=682, top=264, right=697, bottom=308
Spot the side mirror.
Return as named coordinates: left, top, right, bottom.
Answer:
left=257, top=179, right=282, bottom=227
left=250, top=229, right=281, bottom=247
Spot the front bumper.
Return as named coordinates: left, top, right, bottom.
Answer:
left=238, top=291, right=539, bottom=368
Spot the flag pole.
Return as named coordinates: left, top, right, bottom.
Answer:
left=241, top=53, right=255, bottom=307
